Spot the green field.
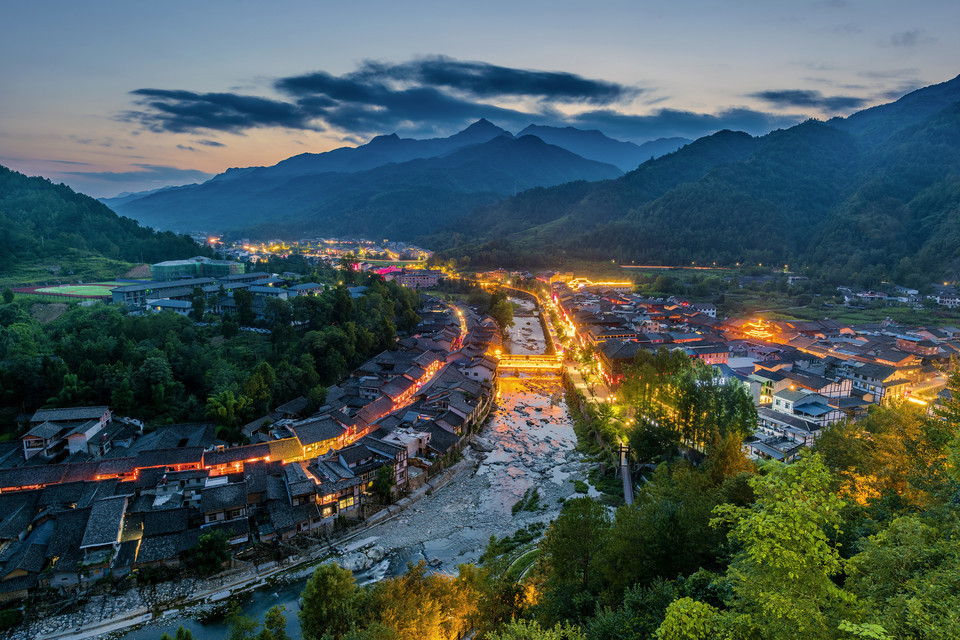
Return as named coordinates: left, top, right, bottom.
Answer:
left=34, top=282, right=121, bottom=297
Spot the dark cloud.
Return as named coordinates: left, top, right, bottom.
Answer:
left=858, top=68, right=920, bottom=79
left=122, top=56, right=808, bottom=143
left=121, top=89, right=320, bottom=133
left=195, top=139, right=225, bottom=147
left=887, top=29, right=936, bottom=48
left=347, top=56, right=634, bottom=103
left=124, top=57, right=636, bottom=138
left=176, top=145, right=198, bottom=152
left=52, top=164, right=215, bottom=198
left=749, top=89, right=868, bottom=111
left=61, top=164, right=212, bottom=184
left=46, top=159, right=95, bottom=166
left=569, top=107, right=804, bottom=141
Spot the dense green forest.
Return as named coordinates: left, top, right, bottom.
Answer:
left=0, top=165, right=211, bottom=283
left=0, top=270, right=420, bottom=441
left=279, top=366, right=960, bottom=640
left=429, top=75, right=960, bottom=287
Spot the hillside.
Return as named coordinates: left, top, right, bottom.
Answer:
left=105, top=129, right=623, bottom=238
left=517, top=124, right=689, bottom=171
left=0, top=165, right=210, bottom=284
left=434, top=74, right=960, bottom=286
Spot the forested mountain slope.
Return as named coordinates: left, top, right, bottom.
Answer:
left=0, top=165, right=209, bottom=281
left=433, top=74, right=960, bottom=286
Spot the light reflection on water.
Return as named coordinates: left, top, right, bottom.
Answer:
left=121, top=300, right=572, bottom=640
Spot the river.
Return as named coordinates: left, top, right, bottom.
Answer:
left=119, top=299, right=583, bottom=640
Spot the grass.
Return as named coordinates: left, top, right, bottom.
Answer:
left=759, top=302, right=960, bottom=327
left=0, top=252, right=135, bottom=287
left=34, top=283, right=118, bottom=297
left=504, top=548, right=540, bottom=583
left=12, top=293, right=81, bottom=305
left=480, top=522, right=546, bottom=565
left=511, top=487, right=542, bottom=515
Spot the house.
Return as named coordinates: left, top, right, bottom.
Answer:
left=682, top=342, right=729, bottom=365
left=288, top=282, right=325, bottom=297
left=78, top=495, right=129, bottom=580
left=843, top=362, right=911, bottom=405
left=145, top=299, right=193, bottom=316
left=199, top=480, right=248, bottom=525
left=771, top=389, right=843, bottom=427
left=292, top=417, right=348, bottom=458
left=692, top=303, right=717, bottom=318
left=23, top=407, right=112, bottom=460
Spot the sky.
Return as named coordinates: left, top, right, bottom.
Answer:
left=1, top=0, right=958, bottom=197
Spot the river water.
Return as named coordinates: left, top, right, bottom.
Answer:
left=121, top=301, right=584, bottom=640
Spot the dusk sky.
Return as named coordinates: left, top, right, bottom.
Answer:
left=2, top=0, right=958, bottom=197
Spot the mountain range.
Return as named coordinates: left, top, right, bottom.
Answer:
left=429, top=74, right=960, bottom=286
left=102, top=121, right=688, bottom=238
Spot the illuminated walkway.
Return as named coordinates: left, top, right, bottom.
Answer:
left=497, top=353, right=563, bottom=375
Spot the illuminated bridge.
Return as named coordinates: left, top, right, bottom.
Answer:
left=497, top=354, right=563, bottom=376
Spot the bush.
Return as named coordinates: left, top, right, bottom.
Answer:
left=0, top=608, right=22, bottom=631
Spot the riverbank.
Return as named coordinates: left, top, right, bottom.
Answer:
left=24, top=297, right=585, bottom=640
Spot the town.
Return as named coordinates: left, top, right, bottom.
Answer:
left=4, top=251, right=960, bottom=615
left=0, top=269, right=501, bottom=609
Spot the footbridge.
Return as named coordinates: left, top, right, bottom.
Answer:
left=497, top=353, right=563, bottom=376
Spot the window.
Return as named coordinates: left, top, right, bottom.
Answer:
left=338, top=496, right=356, bottom=510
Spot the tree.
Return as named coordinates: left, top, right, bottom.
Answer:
left=366, top=560, right=475, bottom=640
left=160, top=626, right=194, bottom=640
left=110, top=377, right=135, bottom=415
left=597, top=464, right=723, bottom=606
left=234, top=288, right=256, bottom=326
left=190, top=530, right=230, bottom=576
left=190, top=287, right=206, bottom=320
left=487, top=620, right=585, bottom=640
left=706, top=453, right=852, bottom=640
left=299, top=562, right=360, bottom=640
left=490, top=298, right=514, bottom=329
left=206, top=389, right=252, bottom=429
left=537, top=497, right=612, bottom=624
left=846, top=515, right=960, bottom=640
left=222, top=319, right=239, bottom=338
left=372, top=464, right=395, bottom=504
left=1, top=288, right=12, bottom=304
left=258, top=606, right=290, bottom=640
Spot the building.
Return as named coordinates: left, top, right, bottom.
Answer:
left=150, top=257, right=245, bottom=281
left=389, top=269, right=440, bottom=289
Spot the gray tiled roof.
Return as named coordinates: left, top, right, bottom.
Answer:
left=80, top=495, right=127, bottom=549
left=30, top=406, right=109, bottom=424
left=293, top=418, right=346, bottom=447
left=23, top=421, right=67, bottom=440
left=143, top=507, right=189, bottom=537
left=267, top=500, right=319, bottom=533
left=200, top=482, right=247, bottom=513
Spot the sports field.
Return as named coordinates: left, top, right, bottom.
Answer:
left=18, top=281, right=123, bottom=298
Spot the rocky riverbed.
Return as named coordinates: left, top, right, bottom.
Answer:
left=366, top=378, right=586, bottom=576
left=29, top=298, right=585, bottom=640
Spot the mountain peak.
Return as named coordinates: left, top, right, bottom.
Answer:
left=465, top=118, right=497, bottom=130
left=454, top=119, right=512, bottom=138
